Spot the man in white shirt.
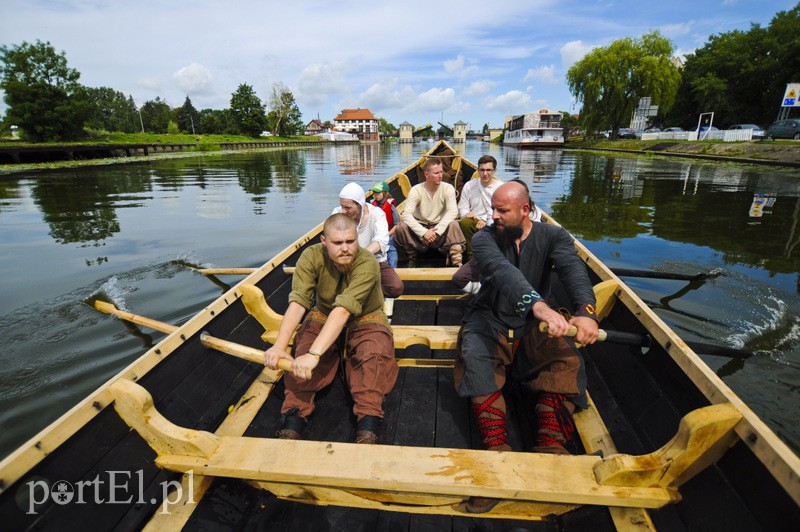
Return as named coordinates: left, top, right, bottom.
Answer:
left=392, top=158, right=466, bottom=268
left=333, top=182, right=404, bottom=297
left=458, top=154, right=503, bottom=262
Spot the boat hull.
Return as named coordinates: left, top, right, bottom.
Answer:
left=503, top=129, right=564, bottom=147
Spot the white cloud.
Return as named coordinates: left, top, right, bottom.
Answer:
left=358, top=79, right=417, bottom=110
left=173, top=63, right=213, bottom=94
left=409, top=87, right=458, bottom=113
left=463, top=79, right=497, bottom=97
left=660, top=22, right=693, bottom=38
left=297, top=62, right=351, bottom=107
left=443, top=55, right=479, bottom=79
left=560, top=40, right=596, bottom=68
left=484, top=90, right=531, bottom=112
left=524, top=65, right=558, bottom=84
left=444, top=55, right=465, bottom=75
left=356, top=82, right=464, bottom=115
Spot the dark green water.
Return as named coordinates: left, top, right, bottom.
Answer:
left=1, top=142, right=798, bottom=459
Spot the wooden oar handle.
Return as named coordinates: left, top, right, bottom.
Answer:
left=199, top=332, right=294, bottom=372
left=538, top=322, right=608, bottom=342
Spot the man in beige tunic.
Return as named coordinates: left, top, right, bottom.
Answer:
left=265, top=214, right=398, bottom=444
left=392, top=158, right=466, bottom=267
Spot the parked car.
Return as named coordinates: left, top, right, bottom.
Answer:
left=727, top=124, right=765, bottom=139
left=644, top=127, right=661, bottom=134
left=696, top=126, right=720, bottom=138
left=663, top=127, right=685, bottom=132
left=764, top=119, right=800, bottom=140
left=617, top=128, right=638, bottom=139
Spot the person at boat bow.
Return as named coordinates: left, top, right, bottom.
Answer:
left=392, top=157, right=466, bottom=267
left=457, top=154, right=503, bottom=262
left=453, top=181, right=599, bottom=513
left=264, top=213, right=399, bottom=445
left=333, top=182, right=404, bottom=298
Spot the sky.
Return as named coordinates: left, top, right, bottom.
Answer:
left=0, top=0, right=795, bottom=130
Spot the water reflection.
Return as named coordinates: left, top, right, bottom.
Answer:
left=32, top=174, right=128, bottom=244
left=547, top=153, right=800, bottom=276
left=335, top=144, right=382, bottom=175
left=502, top=147, right=563, bottom=181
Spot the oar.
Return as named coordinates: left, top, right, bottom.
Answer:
left=611, top=268, right=723, bottom=282
left=538, top=322, right=753, bottom=359
left=91, top=300, right=294, bottom=371
left=194, top=268, right=257, bottom=275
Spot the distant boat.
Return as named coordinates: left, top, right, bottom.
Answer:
left=504, top=109, right=564, bottom=147
left=319, top=131, right=358, bottom=141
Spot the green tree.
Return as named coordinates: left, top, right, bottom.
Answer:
left=266, top=82, right=303, bottom=137
left=139, top=97, right=172, bottom=133
left=482, top=123, right=489, bottom=134
left=82, top=86, right=139, bottom=133
left=230, top=83, right=267, bottom=137
left=665, top=6, right=800, bottom=128
left=379, top=117, right=396, bottom=134
left=0, top=40, right=90, bottom=141
left=567, top=31, right=681, bottom=138
left=199, top=108, right=234, bottom=134
left=173, top=96, right=199, bottom=134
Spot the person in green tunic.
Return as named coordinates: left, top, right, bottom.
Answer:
left=265, top=213, right=398, bottom=444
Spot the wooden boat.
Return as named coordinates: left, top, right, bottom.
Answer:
left=1, top=141, right=798, bottom=531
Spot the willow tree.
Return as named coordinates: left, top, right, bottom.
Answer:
left=267, top=82, right=303, bottom=137
left=567, top=31, right=681, bottom=138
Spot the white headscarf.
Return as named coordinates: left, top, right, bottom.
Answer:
left=339, top=182, right=366, bottom=208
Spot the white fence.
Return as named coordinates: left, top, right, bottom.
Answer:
left=640, top=129, right=752, bottom=142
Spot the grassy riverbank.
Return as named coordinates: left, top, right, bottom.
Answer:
left=0, top=131, right=317, bottom=146
left=0, top=132, right=323, bottom=175
left=566, top=138, right=800, bottom=166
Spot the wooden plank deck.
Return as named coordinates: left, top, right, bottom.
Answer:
left=182, top=290, right=616, bottom=530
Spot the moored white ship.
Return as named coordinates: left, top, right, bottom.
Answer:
left=503, top=109, right=564, bottom=147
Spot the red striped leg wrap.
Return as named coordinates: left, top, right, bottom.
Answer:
left=473, top=389, right=508, bottom=449
left=535, top=392, right=575, bottom=448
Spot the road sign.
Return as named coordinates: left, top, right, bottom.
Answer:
left=782, top=83, right=800, bottom=107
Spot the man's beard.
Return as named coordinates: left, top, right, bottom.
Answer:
left=335, top=257, right=354, bottom=274
left=495, top=224, right=523, bottom=248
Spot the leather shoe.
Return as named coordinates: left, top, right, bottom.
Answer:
left=532, top=443, right=570, bottom=455
left=355, top=430, right=378, bottom=444
left=276, top=428, right=302, bottom=440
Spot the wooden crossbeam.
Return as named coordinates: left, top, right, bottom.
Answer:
left=108, top=379, right=683, bottom=518
left=194, top=266, right=460, bottom=281
left=282, top=265, right=458, bottom=281
left=109, top=378, right=743, bottom=515
left=239, top=283, right=461, bottom=348
left=238, top=281, right=621, bottom=351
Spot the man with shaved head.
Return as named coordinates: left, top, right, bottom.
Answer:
left=453, top=180, right=599, bottom=513
left=265, top=213, right=398, bottom=445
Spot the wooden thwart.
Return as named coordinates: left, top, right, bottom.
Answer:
left=239, top=283, right=460, bottom=348
left=109, top=379, right=745, bottom=518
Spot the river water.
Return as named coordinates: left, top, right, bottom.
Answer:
left=1, top=142, right=798, bottom=460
